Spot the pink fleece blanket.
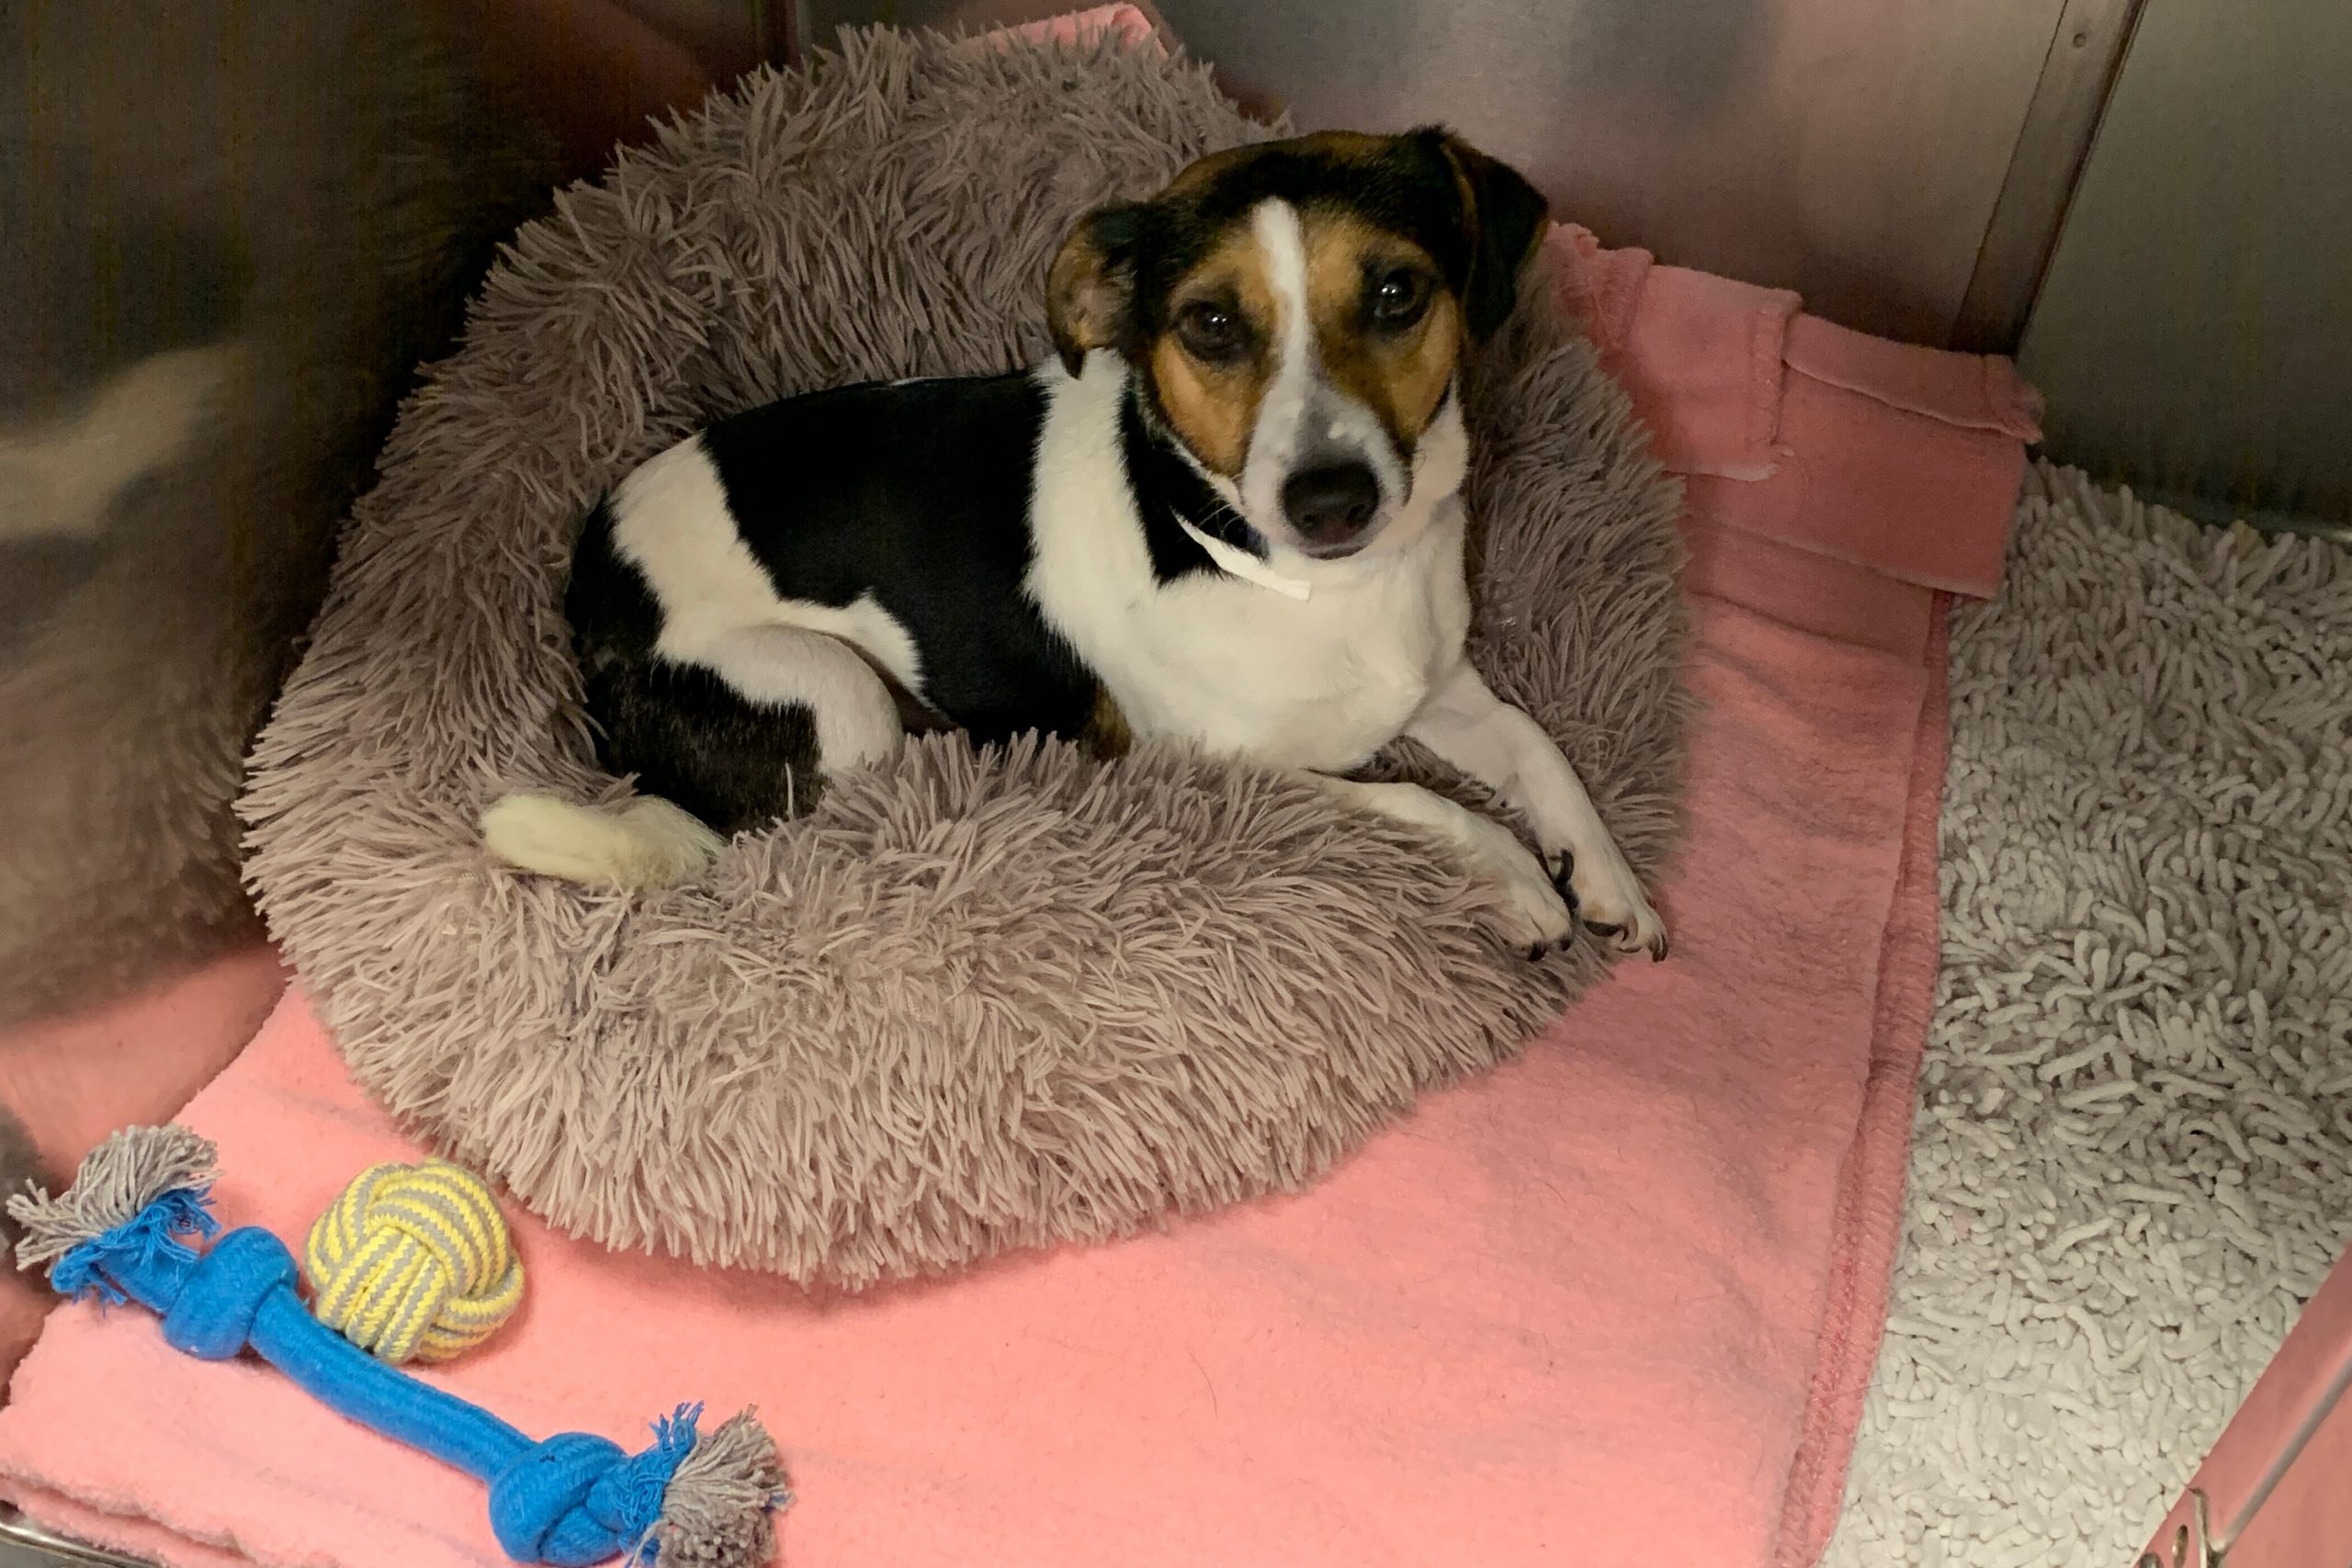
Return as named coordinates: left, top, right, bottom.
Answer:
left=0, top=222, right=2032, bottom=1568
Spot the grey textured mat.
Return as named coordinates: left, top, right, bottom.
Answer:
left=1826, top=462, right=2352, bottom=1566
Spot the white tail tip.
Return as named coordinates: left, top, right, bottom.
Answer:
left=481, top=793, right=723, bottom=890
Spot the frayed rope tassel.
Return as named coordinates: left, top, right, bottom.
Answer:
left=6, top=1127, right=789, bottom=1568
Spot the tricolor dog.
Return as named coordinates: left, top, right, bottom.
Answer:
left=484, top=129, right=1668, bottom=960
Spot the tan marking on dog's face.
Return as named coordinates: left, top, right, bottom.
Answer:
left=1300, top=209, right=1463, bottom=458
left=1142, top=197, right=1463, bottom=486
left=1145, top=225, right=1279, bottom=479
left=1130, top=130, right=1507, bottom=495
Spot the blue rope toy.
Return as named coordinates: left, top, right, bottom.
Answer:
left=6, top=1126, right=788, bottom=1568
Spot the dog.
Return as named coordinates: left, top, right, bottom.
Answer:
left=483, top=128, right=1668, bottom=961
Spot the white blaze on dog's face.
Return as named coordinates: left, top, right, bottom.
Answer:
left=1047, top=129, right=1550, bottom=559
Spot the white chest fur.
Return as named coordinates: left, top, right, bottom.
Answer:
left=1025, top=356, right=1473, bottom=772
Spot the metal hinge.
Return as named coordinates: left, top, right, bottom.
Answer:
left=2140, top=1488, right=2220, bottom=1568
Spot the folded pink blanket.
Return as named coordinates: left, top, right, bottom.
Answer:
left=0, top=947, right=288, bottom=1391
left=0, top=222, right=2030, bottom=1568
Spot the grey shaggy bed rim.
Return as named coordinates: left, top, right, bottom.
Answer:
left=239, top=28, right=1690, bottom=1287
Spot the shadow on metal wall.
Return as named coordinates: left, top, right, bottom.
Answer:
left=0, top=1, right=758, bottom=1028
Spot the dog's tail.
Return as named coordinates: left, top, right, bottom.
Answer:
left=481, top=793, right=724, bottom=890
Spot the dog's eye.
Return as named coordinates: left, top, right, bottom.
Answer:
left=1175, top=301, right=1246, bottom=362
left=1369, top=268, right=1430, bottom=329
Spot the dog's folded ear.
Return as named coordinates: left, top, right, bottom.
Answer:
left=1425, top=130, right=1550, bottom=341
left=1046, top=203, right=1144, bottom=376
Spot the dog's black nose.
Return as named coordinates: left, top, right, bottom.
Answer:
left=1281, top=462, right=1381, bottom=547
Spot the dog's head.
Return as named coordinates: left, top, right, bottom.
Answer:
left=1047, top=128, right=1547, bottom=560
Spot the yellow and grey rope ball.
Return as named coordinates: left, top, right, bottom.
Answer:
left=303, top=1159, right=523, bottom=1365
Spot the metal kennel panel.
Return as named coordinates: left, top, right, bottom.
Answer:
left=797, top=0, right=2133, bottom=348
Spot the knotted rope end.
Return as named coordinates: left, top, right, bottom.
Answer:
left=6, top=1126, right=220, bottom=1300
left=642, top=1406, right=790, bottom=1568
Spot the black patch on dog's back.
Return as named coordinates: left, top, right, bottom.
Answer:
left=695, top=372, right=1102, bottom=748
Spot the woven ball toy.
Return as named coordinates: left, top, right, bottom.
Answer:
left=304, top=1158, right=525, bottom=1364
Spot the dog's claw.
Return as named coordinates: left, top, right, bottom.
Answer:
left=1545, top=850, right=1581, bottom=919
left=1547, top=842, right=1668, bottom=963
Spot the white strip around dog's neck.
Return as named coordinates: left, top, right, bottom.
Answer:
left=1179, top=514, right=1313, bottom=600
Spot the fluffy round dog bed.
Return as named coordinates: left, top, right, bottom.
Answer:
left=240, top=28, right=1689, bottom=1287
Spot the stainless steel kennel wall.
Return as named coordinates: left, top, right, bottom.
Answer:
left=797, top=0, right=2145, bottom=348
left=2017, top=0, right=2352, bottom=529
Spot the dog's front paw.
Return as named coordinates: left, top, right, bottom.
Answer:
left=1457, top=816, right=1575, bottom=954
left=1545, top=846, right=1669, bottom=962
